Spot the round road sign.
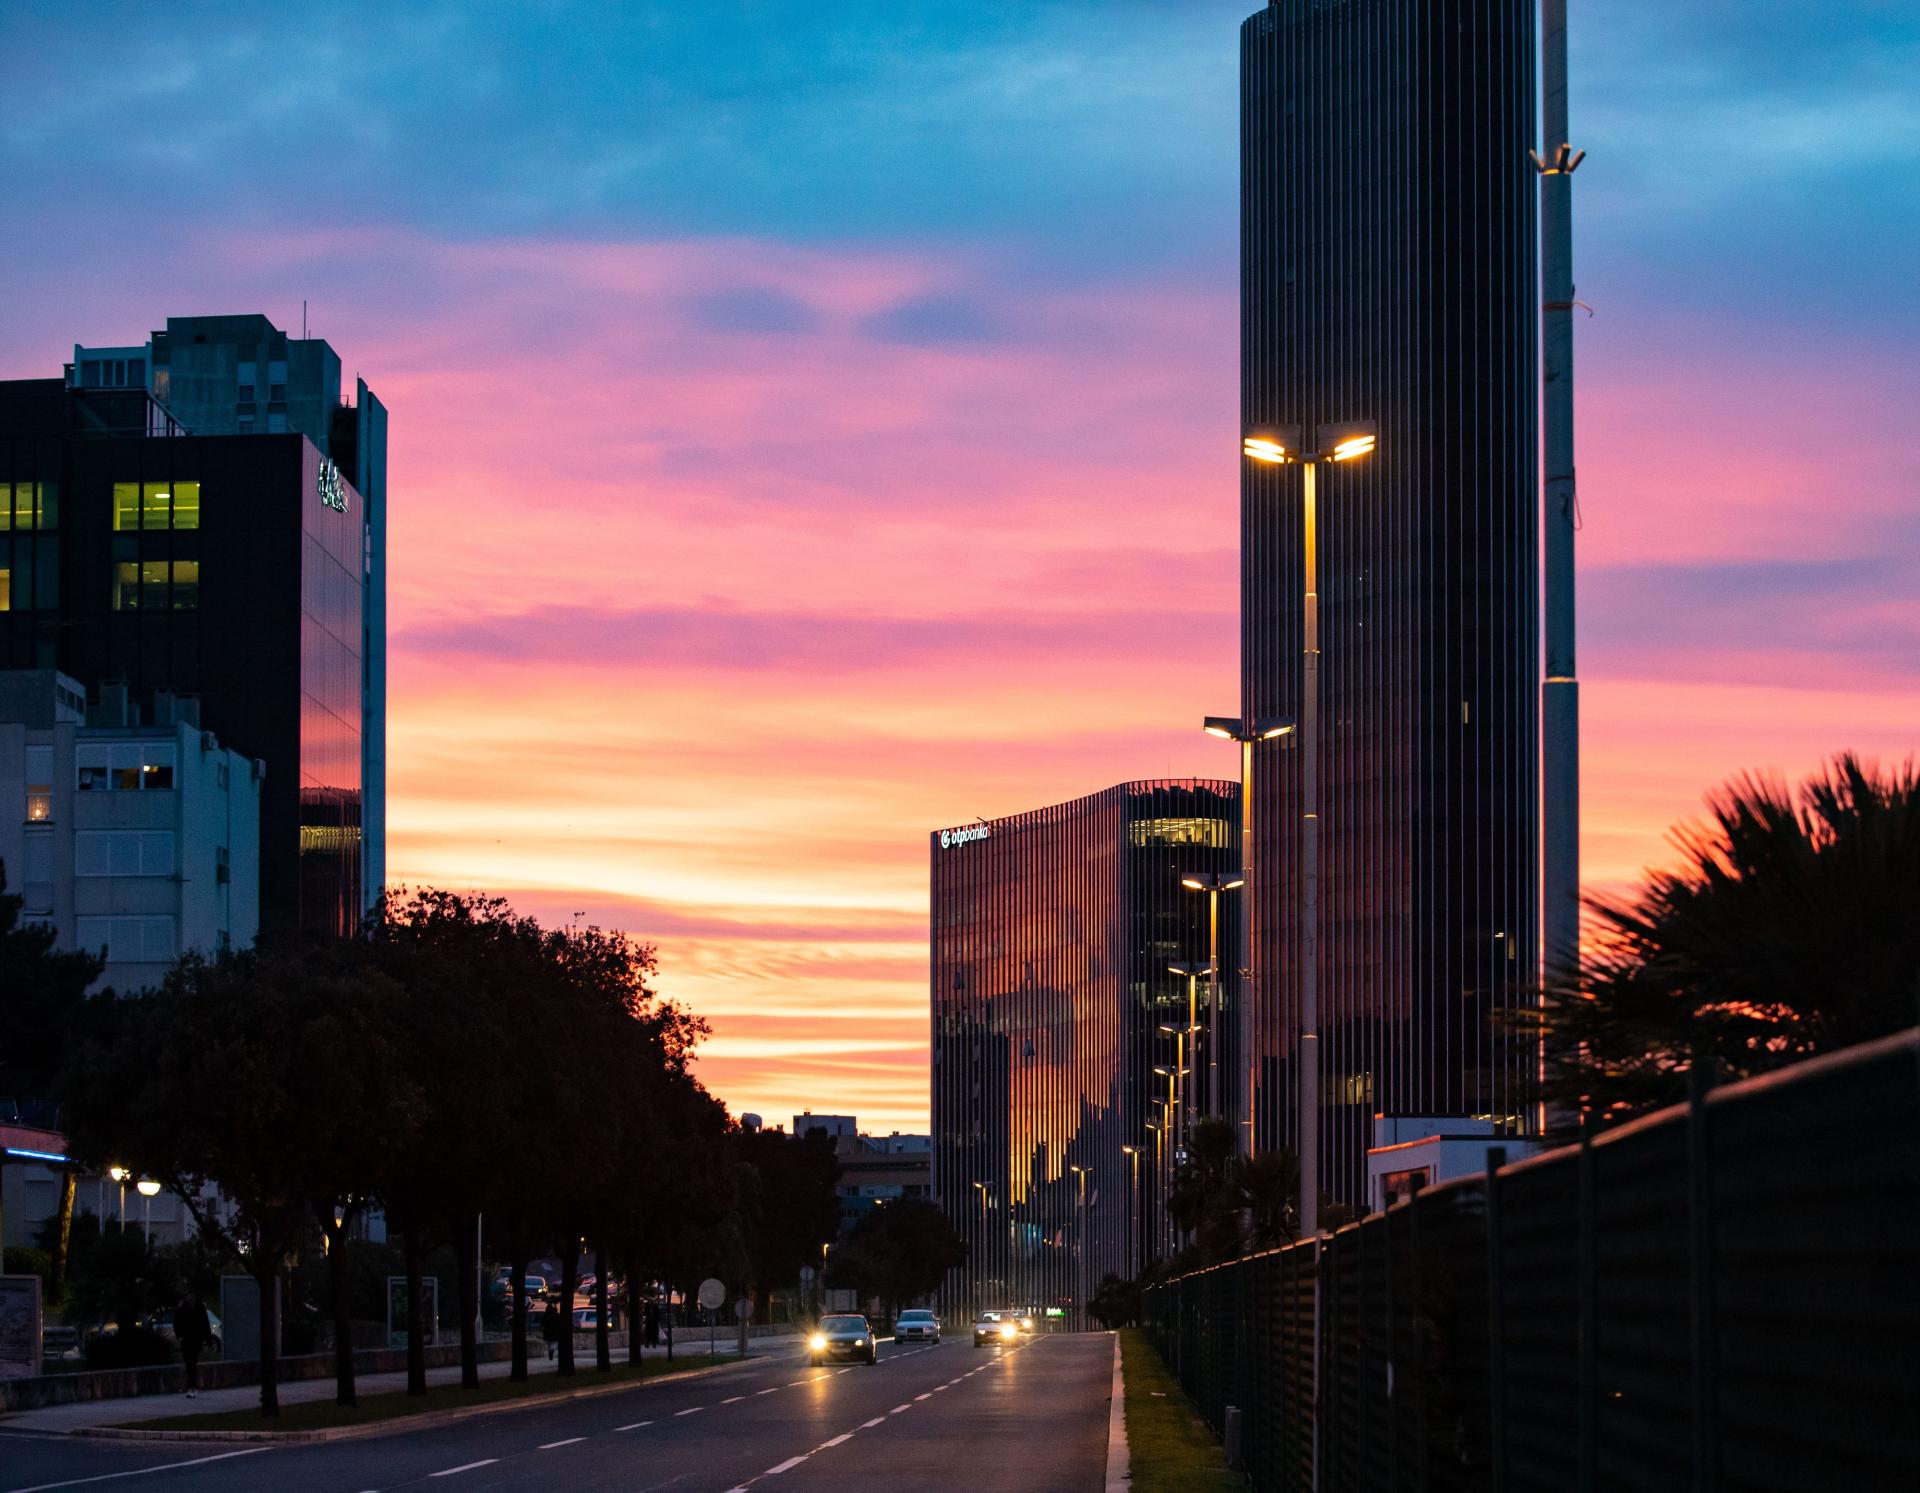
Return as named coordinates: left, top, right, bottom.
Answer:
left=697, top=1277, right=726, bottom=1312
left=798, top=1266, right=817, bottom=1285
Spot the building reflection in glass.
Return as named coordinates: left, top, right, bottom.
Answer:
left=931, top=780, right=1239, bottom=1324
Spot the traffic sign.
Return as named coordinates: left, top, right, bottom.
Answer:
left=798, top=1266, right=817, bottom=1285
left=697, top=1277, right=726, bottom=1312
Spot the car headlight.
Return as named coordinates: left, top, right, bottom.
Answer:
left=854, top=1338, right=865, bottom=1345
left=809, top=1334, right=827, bottom=1350
left=1000, top=1322, right=1017, bottom=1339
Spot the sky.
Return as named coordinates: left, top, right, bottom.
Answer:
left=3, top=1, right=1915, bottom=1134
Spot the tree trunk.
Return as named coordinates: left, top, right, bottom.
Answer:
left=403, top=1227, right=427, bottom=1396
left=625, top=1268, right=642, bottom=1366
left=257, top=1264, right=281, bottom=1417
left=594, top=1245, right=611, bottom=1372
left=323, top=1213, right=357, bottom=1407
left=509, top=1250, right=530, bottom=1381
left=454, top=1210, right=480, bottom=1389
left=556, top=1241, right=579, bottom=1376
left=48, top=1170, right=77, bottom=1304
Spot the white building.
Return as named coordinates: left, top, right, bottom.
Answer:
left=0, top=670, right=260, bottom=994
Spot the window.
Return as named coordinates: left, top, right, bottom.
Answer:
left=112, top=558, right=199, bottom=610
left=74, top=830, right=174, bottom=877
left=75, top=743, right=176, bottom=791
left=111, top=481, right=200, bottom=531
left=21, top=834, right=52, bottom=913
left=75, top=915, right=175, bottom=963
left=237, top=360, right=256, bottom=403
left=2, top=481, right=56, bottom=530
left=25, top=744, right=52, bottom=821
left=266, top=412, right=287, bottom=433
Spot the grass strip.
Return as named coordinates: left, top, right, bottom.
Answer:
left=127, top=1354, right=729, bottom=1433
left=1118, top=1327, right=1244, bottom=1493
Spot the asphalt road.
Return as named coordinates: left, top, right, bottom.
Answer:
left=0, top=1332, right=1115, bottom=1493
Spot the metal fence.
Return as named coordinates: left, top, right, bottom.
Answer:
left=1140, top=1029, right=1920, bottom=1492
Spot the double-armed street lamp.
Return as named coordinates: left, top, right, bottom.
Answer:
left=1180, top=873, right=1244, bottom=1127
left=1242, top=421, right=1378, bottom=1238
left=1201, top=716, right=1295, bottom=1155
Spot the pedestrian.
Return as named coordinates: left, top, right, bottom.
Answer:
left=173, top=1291, right=212, bottom=1398
left=541, top=1303, right=561, bottom=1363
left=643, top=1299, right=660, bottom=1349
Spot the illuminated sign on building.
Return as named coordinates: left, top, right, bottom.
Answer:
left=939, top=824, right=992, bottom=850
left=317, top=459, right=348, bottom=513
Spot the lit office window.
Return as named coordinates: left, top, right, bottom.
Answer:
left=112, top=558, right=199, bottom=611
left=2, top=481, right=56, bottom=530
left=111, top=481, right=199, bottom=531
left=0, top=564, right=9, bottom=613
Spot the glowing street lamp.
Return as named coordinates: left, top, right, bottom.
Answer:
left=135, top=1178, right=161, bottom=1246
left=1200, top=718, right=1294, bottom=1155
left=108, top=1165, right=128, bottom=1225
left=1242, top=420, right=1378, bottom=1237
left=1180, top=873, right=1243, bottom=1123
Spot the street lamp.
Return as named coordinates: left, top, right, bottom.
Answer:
left=135, top=1178, right=161, bottom=1246
left=1179, top=873, right=1244, bottom=1125
left=1166, top=963, right=1206, bottom=1130
left=1068, top=1165, right=1090, bottom=1329
left=1119, top=1146, right=1142, bottom=1279
left=1201, top=716, right=1294, bottom=1155
left=1243, top=420, right=1378, bottom=1238
left=108, top=1165, right=128, bottom=1227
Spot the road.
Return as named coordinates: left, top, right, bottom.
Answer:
left=0, top=1332, right=1115, bottom=1493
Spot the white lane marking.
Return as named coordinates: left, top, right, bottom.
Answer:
left=914, top=1392, right=932, bottom=1401
left=539, top=1437, right=585, bottom=1449
left=3, top=1449, right=273, bottom=1493
left=756, top=1386, right=780, bottom=1395
left=430, top=1461, right=499, bottom=1479
left=675, top=1405, right=705, bottom=1416
left=891, top=1403, right=912, bottom=1413
left=766, top=1455, right=809, bottom=1475
left=861, top=1416, right=886, bottom=1429
left=723, top=1395, right=746, bottom=1404
left=615, top=1420, right=654, bottom=1431
left=819, top=1434, right=852, bottom=1448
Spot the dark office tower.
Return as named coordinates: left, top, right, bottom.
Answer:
left=1240, top=1, right=1539, bottom=1204
left=0, top=314, right=388, bottom=934
left=930, top=781, right=1238, bottom=1323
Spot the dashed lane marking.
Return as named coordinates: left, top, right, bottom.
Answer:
left=861, top=1416, right=886, bottom=1428
left=429, top=1461, right=498, bottom=1478
left=615, top=1420, right=653, bottom=1431
left=723, top=1396, right=746, bottom=1404
left=819, top=1434, right=852, bottom=1449
left=914, top=1392, right=932, bottom=1401
left=890, top=1403, right=912, bottom=1413
left=756, top=1387, right=780, bottom=1395
left=538, top=1437, right=585, bottom=1449
left=675, top=1405, right=705, bottom=1416
left=766, top=1455, right=809, bottom=1475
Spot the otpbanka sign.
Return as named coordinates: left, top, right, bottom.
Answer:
left=317, top=459, right=348, bottom=513
left=939, top=824, right=991, bottom=850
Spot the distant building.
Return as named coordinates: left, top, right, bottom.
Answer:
left=930, top=780, right=1240, bottom=1324
left=0, top=669, right=260, bottom=993
left=0, top=312, right=386, bottom=932
left=792, top=1113, right=858, bottom=1141
left=833, top=1131, right=931, bottom=1234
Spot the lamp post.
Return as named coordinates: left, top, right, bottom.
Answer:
left=135, top=1178, right=161, bottom=1247
left=1067, top=1165, right=1090, bottom=1330
left=1243, top=422, right=1377, bottom=1238
left=1119, top=1146, right=1142, bottom=1280
left=108, top=1165, right=128, bottom=1228
left=1180, top=873, right=1244, bottom=1125
left=1203, top=716, right=1294, bottom=1155
left=1166, top=962, right=1206, bottom=1123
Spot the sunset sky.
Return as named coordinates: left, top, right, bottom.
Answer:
left=4, top=1, right=1915, bottom=1133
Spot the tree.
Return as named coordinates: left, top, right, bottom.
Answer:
left=1532, top=754, right=1920, bottom=1134
left=825, top=1199, right=966, bottom=1319
left=733, top=1127, right=841, bottom=1313
left=0, top=863, right=106, bottom=1302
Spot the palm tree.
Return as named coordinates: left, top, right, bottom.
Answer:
left=1535, top=752, right=1919, bottom=1134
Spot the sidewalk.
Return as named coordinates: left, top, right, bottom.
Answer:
left=1, top=1339, right=781, bottom=1435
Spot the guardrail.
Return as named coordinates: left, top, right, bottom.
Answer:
left=1141, top=1029, right=1920, bottom=1492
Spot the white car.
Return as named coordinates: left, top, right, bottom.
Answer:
left=893, top=1309, right=939, bottom=1344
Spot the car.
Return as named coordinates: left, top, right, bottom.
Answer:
left=972, top=1309, right=1022, bottom=1348
left=893, top=1309, right=939, bottom=1345
left=809, top=1313, right=879, bottom=1365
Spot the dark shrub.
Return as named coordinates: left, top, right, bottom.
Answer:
left=84, top=1324, right=175, bottom=1370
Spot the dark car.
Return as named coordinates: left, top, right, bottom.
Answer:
left=809, top=1313, right=878, bottom=1365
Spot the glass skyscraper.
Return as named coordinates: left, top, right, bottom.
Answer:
left=931, top=780, right=1239, bottom=1322
left=1240, top=0, right=1539, bottom=1203
left=0, top=313, right=387, bottom=935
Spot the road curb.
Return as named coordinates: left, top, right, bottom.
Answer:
left=1105, top=1331, right=1130, bottom=1492
left=70, top=1354, right=759, bottom=1445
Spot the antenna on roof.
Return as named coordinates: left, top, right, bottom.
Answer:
left=302, top=299, right=308, bottom=339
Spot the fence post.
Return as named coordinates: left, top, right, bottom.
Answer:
left=1485, top=1146, right=1508, bottom=1493
left=1688, top=1062, right=1718, bottom=1493
left=1577, top=1117, right=1596, bottom=1493
left=1411, top=1186, right=1428, bottom=1493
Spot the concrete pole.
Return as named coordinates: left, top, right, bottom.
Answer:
left=1300, top=458, right=1321, bottom=1238
left=1239, top=737, right=1255, bottom=1155
left=1541, top=0, right=1582, bottom=1024
left=1206, top=888, right=1221, bottom=1119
